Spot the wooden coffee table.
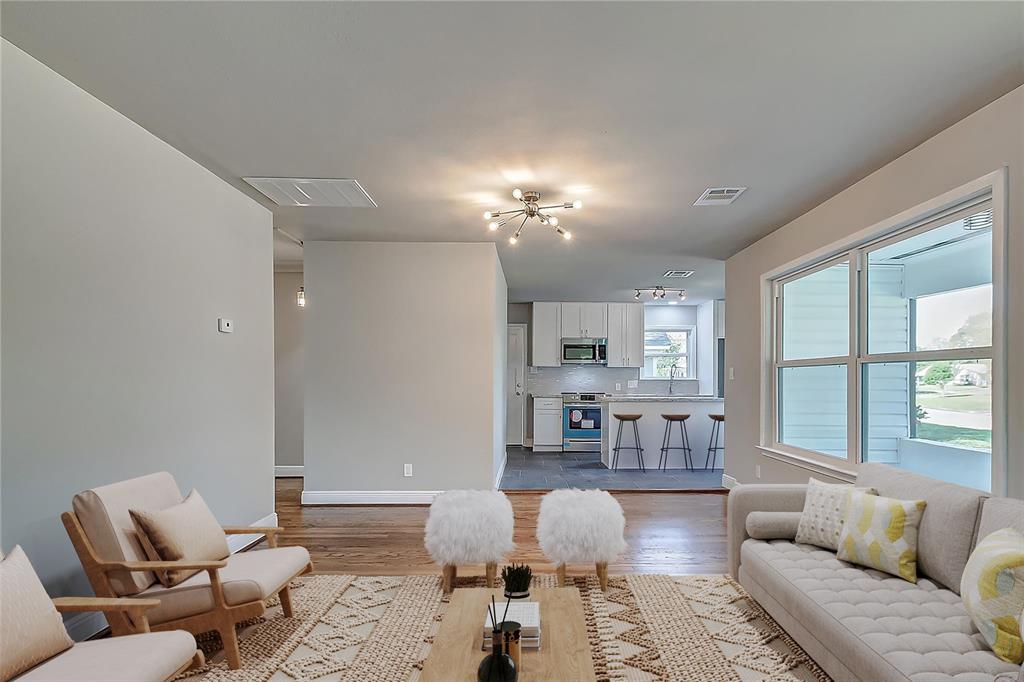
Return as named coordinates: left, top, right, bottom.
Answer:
left=419, top=587, right=596, bottom=681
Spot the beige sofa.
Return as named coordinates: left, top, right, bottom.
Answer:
left=728, top=463, right=1024, bottom=682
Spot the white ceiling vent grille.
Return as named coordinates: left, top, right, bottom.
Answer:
left=662, top=270, right=695, bottom=278
left=243, top=177, right=377, bottom=208
left=693, top=186, right=746, bottom=206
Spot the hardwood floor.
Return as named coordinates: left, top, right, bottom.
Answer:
left=274, top=478, right=728, bottom=576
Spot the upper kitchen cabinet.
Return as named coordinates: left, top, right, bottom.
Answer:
left=561, top=302, right=607, bottom=338
left=607, top=302, right=644, bottom=368
left=532, top=302, right=561, bottom=367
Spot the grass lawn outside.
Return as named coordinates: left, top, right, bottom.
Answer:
left=915, top=422, right=991, bottom=450
left=917, top=386, right=990, bottom=412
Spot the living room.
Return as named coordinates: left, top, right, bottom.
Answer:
left=2, top=2, right=1022, bottom=681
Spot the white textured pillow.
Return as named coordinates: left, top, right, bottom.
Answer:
left=130, top=489, right=229, bottom=587
left=0, top=546, right=74, bottom=682
left=795, top=478, right=876, bottom=551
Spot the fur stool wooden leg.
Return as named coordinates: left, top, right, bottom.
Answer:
left=596, top=562, right=609, bottom=591
left=442, top=564, right=457, bottom=594
left=485, top=561, right=497, bottom=588
left=556, top=564, right=567, bottom=587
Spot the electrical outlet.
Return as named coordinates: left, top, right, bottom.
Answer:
left=728, top=367, right=735, bottom=380
left=756, top=464, right=761, bottom=479
left=403, top=463, right=413, bottom=477
left=217, top=318, right=233, bottom=333
left=627, top=379, right=638, bottom=389
left=615, top=383, right=622, bottom=391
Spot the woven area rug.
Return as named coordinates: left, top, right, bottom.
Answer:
left=179, top=574, right=830, bottom=682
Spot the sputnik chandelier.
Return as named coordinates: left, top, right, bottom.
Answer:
left=636, top=286, right=687, bottom=301
left=483, top=189, right=583, bottom=244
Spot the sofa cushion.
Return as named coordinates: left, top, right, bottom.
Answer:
left=795, top=478, right=876, bottom=551
left=130, top=490, right=229, bottom=587
left=134, top=546, right=310, bottom=625
left=961, top=528, right=1024, bottom=664
left=741, top=538, right=1020, bottom=681
left=72, top=472, right=183, bottom=595
left=12, top=631, right=196, bottom=682
left=856, top=463, right=987, bottom=594
left=978, top=497, right=1024, bottom=541
left=838, top=491, right=927, bottom=582
left=745, top=511, right=802, bottom=540
left=0, top=546, right=74, bottom=682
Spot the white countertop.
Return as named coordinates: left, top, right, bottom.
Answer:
left=600, top=395, right=724, bottom=402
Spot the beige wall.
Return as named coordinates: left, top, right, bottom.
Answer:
left=274, top=271, right=304, bottom=468
left=303, top=242, right=506, bottom=494
left=1, top=38, right=275, bottom=629
left=725, top=86, right=1023, bottom=497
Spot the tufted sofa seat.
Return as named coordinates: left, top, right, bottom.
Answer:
left=729, top=464, right=1024, bottom=682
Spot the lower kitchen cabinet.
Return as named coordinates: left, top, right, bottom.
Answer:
left=532, top=397, right=563, bottom=451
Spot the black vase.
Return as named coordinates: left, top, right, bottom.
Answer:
left=478, top=632, right=517, bottom=682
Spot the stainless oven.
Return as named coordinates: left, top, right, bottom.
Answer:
left=560, top=338, right=607, bottom=365
left=562, top=392, right=606, bottom=452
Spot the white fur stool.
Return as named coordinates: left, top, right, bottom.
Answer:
left=425, top=490, right=514, bottom=593
left=537, top=489, right=626, bottom=590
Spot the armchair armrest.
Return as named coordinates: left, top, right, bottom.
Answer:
left=100, top=559, right=227, bottom=572
left=52, top=597, right=162, bottom=634
left=222, top=525, right=283, bottom=548
left=727, top=484, right=808, bottom=580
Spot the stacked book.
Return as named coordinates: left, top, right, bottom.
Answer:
left=482, top=601, right=541, bottom=650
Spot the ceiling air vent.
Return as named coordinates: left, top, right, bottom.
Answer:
left=243, top=177, right=377, bottom=207
left=693, top=186, right=746, bottom=206
left=662, top=270, right=695, bottom=278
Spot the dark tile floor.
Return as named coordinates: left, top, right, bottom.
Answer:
left=499, top=447, right=724, bottom=490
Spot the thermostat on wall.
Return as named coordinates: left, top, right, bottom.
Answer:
left=218, top=318, right=234, bottom=333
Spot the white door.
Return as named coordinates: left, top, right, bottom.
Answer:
left=506, top=324, right=527, bottom=445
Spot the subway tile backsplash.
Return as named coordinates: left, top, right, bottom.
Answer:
left=527, top=365, right=699, bottom=397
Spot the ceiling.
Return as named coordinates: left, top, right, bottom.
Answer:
left=3, top=2, right=1021, bottom=303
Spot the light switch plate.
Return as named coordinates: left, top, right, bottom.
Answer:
left=218, top=318, right=234, bottom=333
left=627, top=380, right=638, bottom=389
left=728, top=367, right=735, bottom=380
left=403, top=463, right=413, bottom=477
left=615, top=383, right=622, bottom=391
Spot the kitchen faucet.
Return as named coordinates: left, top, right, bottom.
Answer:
left=669, top=366, right=679, bottom=395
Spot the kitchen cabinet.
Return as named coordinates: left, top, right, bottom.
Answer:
left=560, top=302, right=607, bottom=338
left=607, top=303, right=644, bottom=368
left=531, top=302, right=561, bottom=367
left=533, top=397, right=563, bottom=451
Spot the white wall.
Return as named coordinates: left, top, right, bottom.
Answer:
left=274, top=271, right=304, bottom=469
left=303, top=242, right=506, bottom=495
left=493, top=260, right=508, bottom=482
left=725, top=85, right=1023, bottom=497
left=1, top=39, right=275, bottom=627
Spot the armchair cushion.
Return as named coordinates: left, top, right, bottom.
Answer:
left=130, top=490, right=229, bottom=587
left=1, top=546, right=74, bottom=682
left=73, top=472, right=184, bottom=595
left=135, top=546, right=310, bottom=625
left=12, top=631, right=196, bottom=682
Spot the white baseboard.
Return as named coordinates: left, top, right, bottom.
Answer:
left=494, top=453, right=507, bottom=489
left=65, top=511, right=278, bottom=642
left=721, top=474, right=739, bottom=489
left=275, top=465, right=304, bottom=477
left=301, top=490, right=440, bottom=505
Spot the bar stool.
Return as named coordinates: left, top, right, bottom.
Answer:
left=659, top=414, right=693, bottom=471
left=706, top=414, right=725, bottom=469
left=612, top=414, right=644, bottom=471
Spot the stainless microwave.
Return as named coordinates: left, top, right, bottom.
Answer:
left=561, top=338, right=608, bottom=364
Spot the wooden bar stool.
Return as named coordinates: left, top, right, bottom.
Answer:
left=612, top=414, right=644, bottom=471
left=706, top=413, right=725, bottom=469
left=659, top=414, right=693, bottom=471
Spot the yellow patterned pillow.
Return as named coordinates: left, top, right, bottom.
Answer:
left=837, top=491, right=926, bottom=583
left=960, top=528, right=1024, bottom=664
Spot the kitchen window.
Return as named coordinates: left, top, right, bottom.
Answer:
left=769, top=190, right=1004, bottom=493
left=642, top=327, right=694, bottom=379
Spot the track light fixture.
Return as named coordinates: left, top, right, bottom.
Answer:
left=296, top=286, right=306, bottom=307
left=483, top=189, right=581, bottom=244
left=635, top=286, right=686, bottom=302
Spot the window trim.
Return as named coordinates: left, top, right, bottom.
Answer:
left=760, top=169, right=1008, bottom=494
left=641, top=324, right=696, bottom=380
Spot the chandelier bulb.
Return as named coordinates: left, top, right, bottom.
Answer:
left=572, top=200, right=583, bottom=209
left=509, top=236, right=518, bottom=245
left=483, top=211, right=493, bottom=220
left=512, top=188, right=523, bottom=200
left=562, top=230, right=572, bottom=241
left=548, top=216, right=559, bottom=226
left=488, top=221, right=499, bottom=231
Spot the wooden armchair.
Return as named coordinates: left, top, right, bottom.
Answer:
left=62, top=472, right=314, bottom=669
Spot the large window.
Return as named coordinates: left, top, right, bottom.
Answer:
left=643, top=327, right=694, bottom=379
left=771, top=201, right=998, bottom=490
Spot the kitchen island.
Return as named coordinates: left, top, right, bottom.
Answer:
left=600, top=396, right=725, bottom=471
